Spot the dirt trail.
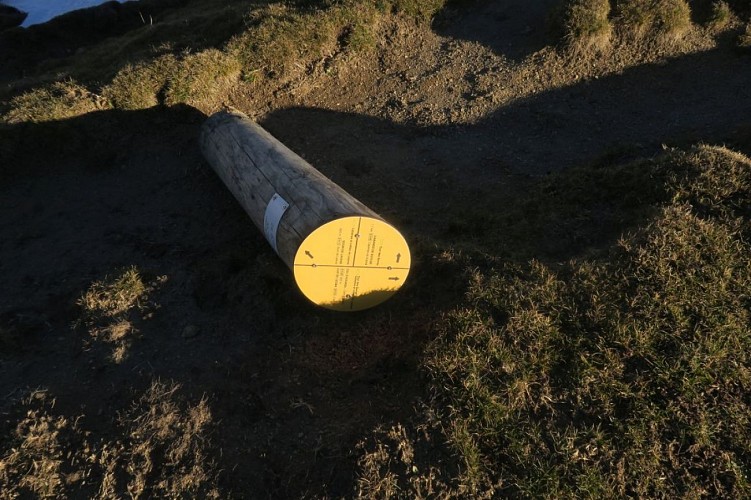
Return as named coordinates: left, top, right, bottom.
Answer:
left=2, top=2, right=750, bottom=496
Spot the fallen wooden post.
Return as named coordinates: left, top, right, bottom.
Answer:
left=199, top=109, right=411, bottom=311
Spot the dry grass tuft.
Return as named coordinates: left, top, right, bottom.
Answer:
left=655, top=0, right=693, bottom=37
left=357, top=423, right=452, bottom=499
left=0, top=391, right=86, bottom=498
left=707, top=0, right=732, bottom=30
left=616, top=0, right=693, bottom=40
left=384, top=0, right=448, bottom=21
left=103, top=56, right=180, bottom=110
left=357, top=434, right=401, bottom=498
left=79, top=266, right=147, bottom=317
left=738, top=18, right=751, bottom=47
left=560, top=0, right=613, bottom=52
left=227, top=2, right=381, bottom=84
left=163, top=49, right=241, bottom=107
left=616, top=0, right=659, bottom=36
left=0, top=382, right=218, bottom=498
left=121, top=380, right=218, bottom=499
left=78, top=266, right=162, bottom=364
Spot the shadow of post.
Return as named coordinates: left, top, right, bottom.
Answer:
left=0, top=103, right=456, bottom=496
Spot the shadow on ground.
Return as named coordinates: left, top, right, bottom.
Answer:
left=434, top=0, right=559, bottom=61
left=0, top=104, right=454, bottom=496
left=261, top=43, right=751, bottom=257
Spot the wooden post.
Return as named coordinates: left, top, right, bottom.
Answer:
left=199, top=109, right=411, bottom=311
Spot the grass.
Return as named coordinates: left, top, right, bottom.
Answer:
left=548, top=0, right=746, bottom=51
left=226, top=2, right=374, bottom=80
left=616, top=0, right=693, bottom=39
left=2, top=0, right=741, bottom=125
left=77, top=266, right=161, bottom=363
left=3, top=80, right=104, bottom=124
left=655, top=0, right=693, bottom=37
left=385, top=0, right=449, bottom=20
left=0, top=382, right=217, bottom=498
left=0, top=391, right=78, bottom=498
left=558, top=0, right=613, bottom=51
left=14, top=0, right=257, bottom=85
left=1, top=0, right=452, bottom=121
left=739, top=18, right=751, bottom=48
left=79, top=266, right=147, bottom=317
left=120, top=381, right=217, bottom=498
left=707, top=1, right=732, bottom=30
left=103, top=49, right=241, bottom=109
left=357, top=423, right=451, bottom=498
left=357, top=145, right=751, bottom=497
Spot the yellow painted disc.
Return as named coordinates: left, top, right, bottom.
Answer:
left=293, top=216, right=411, bottom=311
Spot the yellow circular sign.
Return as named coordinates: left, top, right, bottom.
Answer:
left=293, top=216, right=411, bottom=311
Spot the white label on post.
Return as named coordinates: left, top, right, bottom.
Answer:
left=263, top=193, right=290, bottom=254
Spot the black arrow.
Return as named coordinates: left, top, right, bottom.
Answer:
left=305, top=251, right=314, bottom=259
left=396, top=253, right=401, bottom=263
left=388, top=277, right=400, bottom=281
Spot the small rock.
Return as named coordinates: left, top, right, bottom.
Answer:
left=182, top=324, right=200, bottom=339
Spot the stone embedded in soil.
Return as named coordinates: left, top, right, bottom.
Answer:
left=182, top=324, right=200, bottom=339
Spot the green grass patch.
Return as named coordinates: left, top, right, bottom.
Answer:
left=425, top=145, right=751, bottom=496
left=357, top=146, right=751, bottom=497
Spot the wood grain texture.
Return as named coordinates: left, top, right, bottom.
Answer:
left=200, top=109, right=380, bottom=268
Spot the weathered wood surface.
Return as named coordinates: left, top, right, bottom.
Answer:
left=199, top=109, right=380, bottom=268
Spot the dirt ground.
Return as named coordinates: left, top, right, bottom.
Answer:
left=2, top=1, right=751, bottom=497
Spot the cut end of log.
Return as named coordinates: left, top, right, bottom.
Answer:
left=201, top=109, right=411, bottom=311
left=293, top=216, right=411, bottom=311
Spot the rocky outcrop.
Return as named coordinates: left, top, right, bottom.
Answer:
left=0, top=5, right=27, bottom=31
